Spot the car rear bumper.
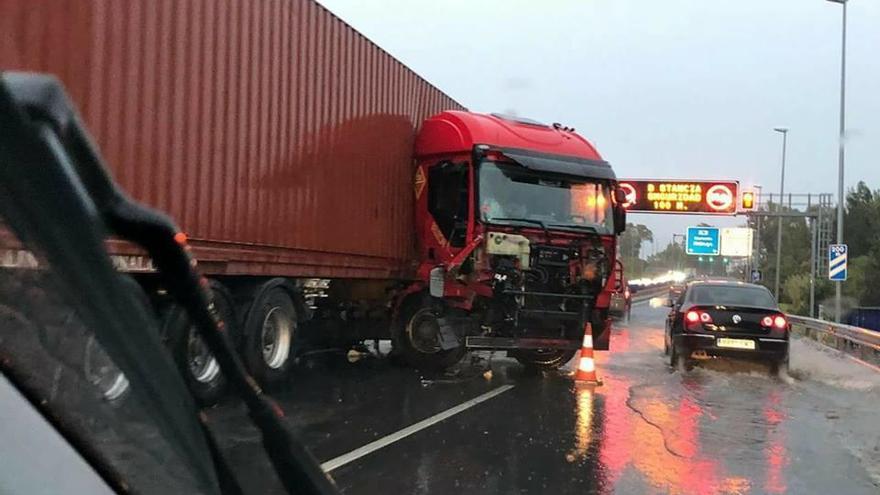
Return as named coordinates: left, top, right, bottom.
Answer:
left=673, top=333, right=788, bottom=360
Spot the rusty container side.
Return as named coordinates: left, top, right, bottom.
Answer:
left=0, top=0, right=464, bottom=279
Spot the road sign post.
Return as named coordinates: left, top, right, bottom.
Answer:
left=686, top=227, right=720, bottom=256
left=828, top=244, right=847, bottom=282
left=618, top=180, right=739, bottom=215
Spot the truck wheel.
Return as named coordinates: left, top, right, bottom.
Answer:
left=511, top=349, right=577, bottom=371
left=394, top=302, right=465, bottom=372
left=165, top=281, right=236, bottom=405
left=242, top=282, right=297, bottom=386
left=82, top=274, right=151, bottom=404
left=83, top=334, right=130, bottom=403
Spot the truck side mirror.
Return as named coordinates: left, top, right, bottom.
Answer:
left=613, top=206, right=626, bottom=234
left=613, top=187, right=627, bottom=234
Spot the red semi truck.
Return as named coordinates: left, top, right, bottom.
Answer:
left=1, top=0, right=625, bottom=401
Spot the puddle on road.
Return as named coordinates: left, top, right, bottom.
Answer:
left=599, top=316, right=880, bottom=493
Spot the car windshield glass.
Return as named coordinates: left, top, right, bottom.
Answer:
left=689, top=285, right=777, bottom=307
left=0, top=222, right=210, bottom=494
left=478, top=161, right=613, bottom=233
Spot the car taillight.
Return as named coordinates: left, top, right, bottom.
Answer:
left=700, top=312, right=713, bottom=323
left=761, top=314, right=787, bottom=329
left=686, top=310, right=700, bottom=323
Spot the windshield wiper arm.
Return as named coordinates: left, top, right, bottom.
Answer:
left=488, top=217, right=551, bottom=237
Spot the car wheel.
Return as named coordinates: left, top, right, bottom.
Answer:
left=770, top=353, right=790, bottom=376
left=670, top=341, right=692, bottom=371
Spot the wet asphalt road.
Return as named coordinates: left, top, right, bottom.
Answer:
left=209, top=302, right=880, bottom=495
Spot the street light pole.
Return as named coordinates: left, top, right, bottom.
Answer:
left=754, top=185, right=763, bottom=281
left=773, top=127, right=788, bottom=300
left=672, top=234, right=686, bottom=271
left=827, top=0, right=848, bottom=322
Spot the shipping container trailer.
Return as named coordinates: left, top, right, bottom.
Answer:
left=1, top=0, right=463, bottom=280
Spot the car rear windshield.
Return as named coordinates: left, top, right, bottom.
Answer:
left=689, top=285, right=777, bottom=308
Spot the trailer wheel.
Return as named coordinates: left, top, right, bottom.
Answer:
left=82, top=274, right=151, bottom=404
left=242, top=281, right=297, bottom=386
left=393, top=299, right=465, bottom=372
left=511, top=349, right=577, bottom=370
left=165, top=281, right=236, bottom=405
left=83, top=333, right=130, bottom=403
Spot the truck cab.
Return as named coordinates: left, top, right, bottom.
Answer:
left=394, top=112, right=626, bottom=370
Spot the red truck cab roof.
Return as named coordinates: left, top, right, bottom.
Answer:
left=415, top=111, right=604, bottom=161
left=414, top=111, right=615, bottom=180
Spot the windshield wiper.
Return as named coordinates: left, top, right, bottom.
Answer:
left=0, top=73, right=337, bottom=495
left=487, top=217, right=551, bottom=238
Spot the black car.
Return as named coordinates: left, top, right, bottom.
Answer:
left=664, top=280, right=789, bottom=372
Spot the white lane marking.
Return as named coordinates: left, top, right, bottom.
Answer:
left=320, top=384, right=515, bottom=472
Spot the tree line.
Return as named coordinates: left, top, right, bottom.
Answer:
left=619, top=181, right=879, bottom=315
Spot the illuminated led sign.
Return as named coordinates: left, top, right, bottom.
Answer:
left=617, top=180, right=740, bottom=215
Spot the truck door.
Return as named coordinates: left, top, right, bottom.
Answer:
left=426, top=162, right=472, bottom=256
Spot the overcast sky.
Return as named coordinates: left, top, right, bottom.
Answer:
left=319, top=0, right=879, bottom=250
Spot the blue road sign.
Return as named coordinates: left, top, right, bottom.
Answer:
left=829, top=244, right=847, bottom=281
left=686, top=227, right=720, bottom=256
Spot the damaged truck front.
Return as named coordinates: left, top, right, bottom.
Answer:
left=393, top=112, right=626, bottom=370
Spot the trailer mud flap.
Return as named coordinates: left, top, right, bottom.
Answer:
left=592, top=317, right=611, bottom=351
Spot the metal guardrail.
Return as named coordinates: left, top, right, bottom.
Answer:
left=630, top=286, right=669, bottom=303
left=788, top=315, right=880, bottom=366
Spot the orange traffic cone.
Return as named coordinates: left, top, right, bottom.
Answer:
left=574, top=324, right=602, bottom=385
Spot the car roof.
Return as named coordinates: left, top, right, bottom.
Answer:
left=687, top=280, right=769, bottom=290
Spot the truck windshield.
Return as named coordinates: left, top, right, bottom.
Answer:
left=478, top=161, right=613, bottom=234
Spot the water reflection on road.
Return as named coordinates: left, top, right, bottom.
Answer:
left=208, top=302, right=880, bottom=494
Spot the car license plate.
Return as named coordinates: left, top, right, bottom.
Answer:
left=716, top=338, right=755, bottom=350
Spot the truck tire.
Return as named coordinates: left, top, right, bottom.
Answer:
left=83, top=334, right=130, bottom=403
left=393, top=298, right=465, bottom=372
left=241, top=281, right=297, bottom=386
left=164, top=281, right=236, bottom=405
left=511, top=349, right=577, bottom=371
left=82, top=274, right=151, bottom=404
